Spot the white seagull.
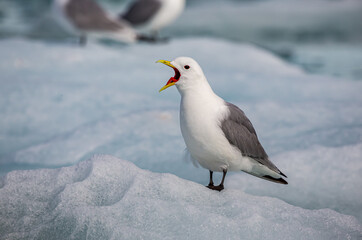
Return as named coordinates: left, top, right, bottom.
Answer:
left=120, top=0, right=185, bottom=40
left=157, top=57, right=287, bottom=191
left=52, top=0, right=137, bottom=44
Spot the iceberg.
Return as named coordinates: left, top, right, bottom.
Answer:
left=0, top=155, right=361, bottom=240
left=228, top=143, right=362, bottom=223
left=0, top=38, right=361, bottom=224
left=0, top=0, right=361, bottom=238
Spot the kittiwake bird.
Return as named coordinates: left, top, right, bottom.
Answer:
left=51, top=0, right=137, bottom=44
left=120, top=0, right=185, bottom=41
left=157, top=57, right=288, bottom=191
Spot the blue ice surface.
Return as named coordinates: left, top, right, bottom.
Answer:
left=0, top=155, right=361, bottom=239
left=0, top=0, right=362, bottom=237
left=0, top=37, right=361, bottom=230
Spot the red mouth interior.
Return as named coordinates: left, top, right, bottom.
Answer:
left=166, top=67, right=181, bottom=85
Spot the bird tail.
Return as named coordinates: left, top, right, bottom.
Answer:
left=243, top=171, right=288, bottom=185
left=116, top=23, right=138, bottom=43
left=259, top=175, right=288, bottom=184
left=105, top=19, right=137, bottom=43
left=244, top=157, right=288, bottom=184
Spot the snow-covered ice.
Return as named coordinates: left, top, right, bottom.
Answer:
left=0, top=155, right=361, bottom=240
left=0, top=37, right=303, bottom=170
left=0, top=0, right=361, bottom=239
left=0, top=37, right=362, bottom=229
left=228, top=143, right=362, bottom=223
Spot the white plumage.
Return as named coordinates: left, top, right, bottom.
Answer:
left=158, top=57, right=287, bottom=191
left=121, top=0, right=185, bottom=37
left=52, top=0, right=137, bottom=44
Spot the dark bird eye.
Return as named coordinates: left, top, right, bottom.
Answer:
left=184, top=65, right=190, bottom=70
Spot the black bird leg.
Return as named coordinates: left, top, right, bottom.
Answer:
left=79, top=35, right=87, bottom=46
left=207, top=169, right=227, bottom=192
left=207, top=171, right=214, bottom=187
left=137, top=33, right=169, bottom=43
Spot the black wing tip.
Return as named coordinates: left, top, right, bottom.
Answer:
left=279, top=171, right=287, bottom=178
left=262, top=175, right=288, bottom=185
left=279, top=178, right=288, bottom=185
left=119, top=13, right=126, bottom=21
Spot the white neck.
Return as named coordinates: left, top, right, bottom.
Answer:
left=176, top=76, right=216, bottom=99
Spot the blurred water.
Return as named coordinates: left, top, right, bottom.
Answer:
left=0, top=0, right=361, bottom=78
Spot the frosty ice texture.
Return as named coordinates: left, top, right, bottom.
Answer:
left=0, top=155, right=361, bottom=239
left=0, top=38, right=362, bottom=226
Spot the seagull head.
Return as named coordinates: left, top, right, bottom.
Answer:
left=157, top=57, right=206, bottom=92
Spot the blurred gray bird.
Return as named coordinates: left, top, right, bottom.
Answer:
left=52, top=0, right=137, bottom=44
left=120, top=0, right=185, bottom=41
left=157, top=57, right=288, bottom=191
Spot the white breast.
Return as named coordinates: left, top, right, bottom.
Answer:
left=51, top=0, right=78, bottom=34
left=179, top=91, right=243, bottom=172
left=147, top=0, right=185, bottom=32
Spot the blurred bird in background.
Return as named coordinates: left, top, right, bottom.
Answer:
left=120, top=0, right=186, bottom=42
left=52, top=0, right=138, bottom=45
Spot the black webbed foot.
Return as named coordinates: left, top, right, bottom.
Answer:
left=205, top=169, right=227, bottom=192
left=206, top=184, right=224, bottom=192
left=137, top=34, right=169, bottom=43
left=79, top=35, right=87, bottom=46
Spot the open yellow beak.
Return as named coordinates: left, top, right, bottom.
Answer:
left=157, top=60, right=178, bottom=92
left=156, top=59, right=175, bottom=68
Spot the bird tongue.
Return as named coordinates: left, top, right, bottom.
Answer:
left=168, top=67, right=180, bottom=84
left=166, top=77, right=178, bottom=85
left=163, top=67, right=180, bottom=86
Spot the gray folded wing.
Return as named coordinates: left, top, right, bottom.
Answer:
left=221, top=102, right=280, bottom=173
left=122, top=0, right=162, bottom=25
left=66, top=0, right=123, bottom=31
